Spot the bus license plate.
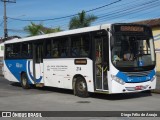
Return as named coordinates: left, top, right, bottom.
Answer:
left=135, top=86, right=143, bottom=90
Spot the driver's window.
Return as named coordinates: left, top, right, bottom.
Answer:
left=143, top=40, right=151, bottom=54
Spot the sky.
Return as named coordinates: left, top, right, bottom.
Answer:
left=0, top=0, right=160, bottom=38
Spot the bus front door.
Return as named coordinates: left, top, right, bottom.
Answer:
left=94, top=36, right=108, bottom=91
left=33, top=42, right=44, bottom=85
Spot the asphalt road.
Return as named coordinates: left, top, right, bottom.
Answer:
left=0, top=77, right=160, bottom=120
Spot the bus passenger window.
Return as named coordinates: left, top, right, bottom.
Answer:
left=52, top=42, right=59, bottom=58
left=71, top=34, right=90, bottom=57
left=61, top=49, right=67, bottom=57
left=72, top=47, right=80, bottom=57
left=21, top=43, right=32, bottom=59
left=51, top=37, right=69, bottom=58
left=45, top=40, right=51, bottom=58
left=6, top=45, right=12, bottom=59
left=53, top=50, right=59, bottom=57
left=6, top=43, right=21, bottom=59
left=59, top=38, right=68, bottom=58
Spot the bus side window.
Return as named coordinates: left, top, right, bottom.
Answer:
left=59, top=38, right=69, bottom=58
left=45, top=39, right=52, bottom=58
left=71, top=34, right=90, bottom=57
left=51, top=37, right=69, bottom=58
left=6, top=43, right=21, bottom=59
left=5, top=45, right=11, bottom=59
left=21, top=42, right=32, bottom=59
left=52, top=40, right=59, bottom=58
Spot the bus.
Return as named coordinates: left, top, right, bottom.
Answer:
left=3, top=23, right=156, bottom=97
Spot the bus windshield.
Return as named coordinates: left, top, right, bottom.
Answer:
left=111, top=35, right=155, bottom=71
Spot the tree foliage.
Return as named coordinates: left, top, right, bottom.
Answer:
left=69, top=10, right=97, bottom=29
left=24, top=22, right=62, bottom=36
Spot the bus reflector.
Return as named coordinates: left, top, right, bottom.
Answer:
left=74, top=59, right=87, bottom=65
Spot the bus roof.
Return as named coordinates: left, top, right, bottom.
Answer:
left=5, top=24, right=111, bottom=44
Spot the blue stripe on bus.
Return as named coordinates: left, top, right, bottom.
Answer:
left=116, top=70, right=155, bottom=83
left=28, top=61, right=42, bottom=83
left=5, top=60, right=42, bottom=84
left=5, top=60, right=27, bottom=82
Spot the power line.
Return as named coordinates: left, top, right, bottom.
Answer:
left=7, top=0, right=121, bottom=22
left=97, top=0, right=159, bottom=19
left=0, top=21, right=3, bottom=26
left=5, top=0, right=160, bottom=36
left=51, top=0, right=159, bottom=29
left=7, top=28, right=27, bottom=33
left=93, top=0, right=160, bottom=24
left=45, top=0, right=159, bottom=28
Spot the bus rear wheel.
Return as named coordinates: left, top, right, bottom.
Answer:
left=75, top=77, right=89, bottom=98
left=21, top=73, right=31, bottom=89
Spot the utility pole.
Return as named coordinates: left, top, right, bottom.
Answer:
left=3, top=0, right=7, bottom=39
left=1, top=0, right=16, bottom=40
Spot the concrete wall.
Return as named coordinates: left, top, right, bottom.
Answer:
left=152, top=26, right=160, bottom=71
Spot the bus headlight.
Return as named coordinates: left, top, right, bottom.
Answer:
left=151, top=76, right=156, bottom=82
left=111, top=75, right=125, bottom=85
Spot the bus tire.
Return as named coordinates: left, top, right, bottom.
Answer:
left=75, top=77, right=89, bottom=98
left=21, top=73, right=31, bottom=89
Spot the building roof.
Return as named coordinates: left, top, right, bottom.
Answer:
left=0, top=36, right=21, bottom=43
left=134, top=18, right=160, bottom=27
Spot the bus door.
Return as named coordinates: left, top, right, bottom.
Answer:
left=94, top=34, right=109, bottom=91
left=33, top=42, right=44, bottom=85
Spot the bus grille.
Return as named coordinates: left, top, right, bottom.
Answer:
left=122, top=70, right=151, bottom=77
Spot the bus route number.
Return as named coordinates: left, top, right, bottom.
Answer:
left=76, top=67, right=81, bottom=71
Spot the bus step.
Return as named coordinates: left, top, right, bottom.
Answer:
left=95, top=90, right=109, bottom=94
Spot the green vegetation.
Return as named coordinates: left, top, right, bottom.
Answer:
left=24, top=22, right=61, bottom=36
left=69, top=10, right=98, bottom=30
left=24, top=10, right=97, bottom=36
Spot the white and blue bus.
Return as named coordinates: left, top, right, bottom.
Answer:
left=4, top=23, right=156, bottom=97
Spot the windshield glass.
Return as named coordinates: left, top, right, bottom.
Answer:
left=112, top=35, right=155, bottom=71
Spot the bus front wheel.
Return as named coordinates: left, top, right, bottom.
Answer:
left=75, top=77, right=89, bottom=98
left=21, top=73, right=31, bottom=89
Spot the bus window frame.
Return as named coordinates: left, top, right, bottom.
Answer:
left=43, top=33, right=92, bottom=59
left=70, top=32, right=91, bottom=58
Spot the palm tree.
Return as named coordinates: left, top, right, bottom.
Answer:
left=41, top=26, right=62, bottom=34
left=69, top=10, right=97, bottom=30
left=24, top=22, right=62, bottom=36
left=24, top=22, right=43, bottom=36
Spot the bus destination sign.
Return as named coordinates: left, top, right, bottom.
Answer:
left=120, top=26, right=144, bottom=32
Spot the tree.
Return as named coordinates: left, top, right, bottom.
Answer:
left=69, top=10, right=97, bottom=30
left=41, top=26, right=61, bottom=34
left=24, top=22, right=62, bottom=36
left=24, top=22, right=43, bottom=36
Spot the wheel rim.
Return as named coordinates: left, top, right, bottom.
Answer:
left=77, top=81, right=86, bottom=92
left=22, top=77, right=27, bottom=86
